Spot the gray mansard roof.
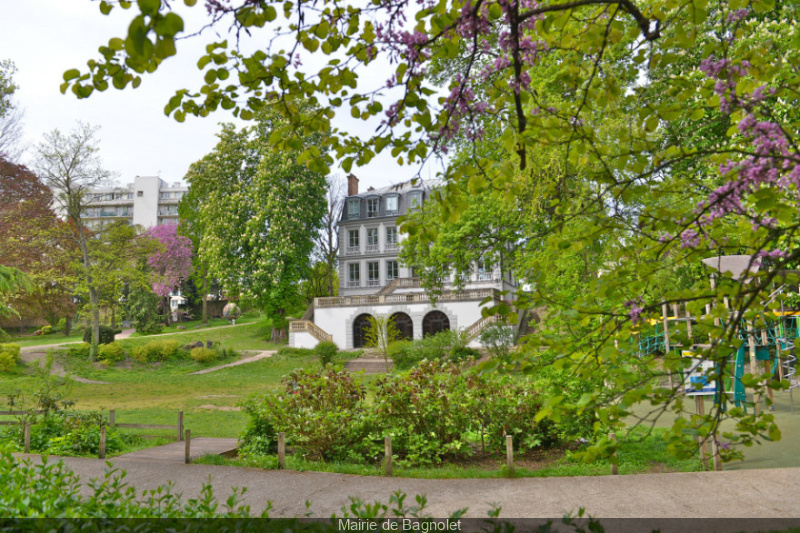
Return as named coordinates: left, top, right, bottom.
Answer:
left=340, top=178, right=443, bottom=224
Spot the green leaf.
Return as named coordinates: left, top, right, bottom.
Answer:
left=63, top=69, right=81, bottom=82
left=137, top=0, right=161, bottom=16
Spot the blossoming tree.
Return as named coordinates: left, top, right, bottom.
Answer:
left=144, top=223, right=194, bottom=323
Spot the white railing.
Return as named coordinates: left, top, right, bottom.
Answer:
left=367, top=279, right=381, bottom=287
left=316, top=288, right=500, bottom=308
left=346, top=246, right=360, bottom=256
left=289, top=320, right=332, bottom=342
left=347, top=280, right=361, bottom=288
left=385, top=243, right=399, bottom=252
left=465, top=314, right=500, bottom=341
left=366, top=244, right=379, bottom=253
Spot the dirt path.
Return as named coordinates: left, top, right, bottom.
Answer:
left=14, top=454, right=800, bottom=523
left=188, top=351, right=275, bottom=375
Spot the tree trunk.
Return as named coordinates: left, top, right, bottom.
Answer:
left=111, top=306, right=116, bottom=329
left=89, top=285, right=100, bottom=361
left=270, top=308, right=287, bottom=342
left=65, top=316, right=72, bottom=336
left=202, top=266, right=208, bottom=326
left=163, top=295, right=172, bottom=326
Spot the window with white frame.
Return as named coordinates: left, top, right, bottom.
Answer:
left=348, top=263, right=361, bottom=287
left=408, top=192, right=422, bottom=210
left=477, top=258, right=493, bottom=281
left=386, top=260, right=398, bottom=281
left=367, top=228, right=379, bottom=252
left=368, top=261, right=380, bottom=286
left=347, top=229, right=360, bottom=255
left=348, top=199, right=360, bottom=219
left=385, top=196, right=398, bottom=215
left=366, top=198, right=379, bottom=218
left=386, top=227, right=398, bottom=250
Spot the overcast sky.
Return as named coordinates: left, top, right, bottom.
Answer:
left=1, top=0, right=433, bottom=190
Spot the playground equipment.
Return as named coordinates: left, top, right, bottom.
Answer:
left=634, top=255, right=800, bottom=415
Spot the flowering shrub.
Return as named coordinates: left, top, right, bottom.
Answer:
left=240, top=362, right=571, bottom=466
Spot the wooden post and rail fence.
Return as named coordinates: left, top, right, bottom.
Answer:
left=1, top=409, right=188, bottom=457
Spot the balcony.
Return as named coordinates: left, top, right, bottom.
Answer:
left=346, top=246, right=361, bottom=256
left=385, top=243, right=399, bottom=252
left=347, top=280, right=361, bottom=288
left=367, top=279, right=381, bottom=287
left=316, top=288, right=501, bottom=308
left=366, top=244, right=379, bottom=253
left=477, top=272, right=494, bottom=281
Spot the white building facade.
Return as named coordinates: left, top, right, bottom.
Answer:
left=80, top=176, right=187, bottom=229
left=289, top=175, right=517, bottom=350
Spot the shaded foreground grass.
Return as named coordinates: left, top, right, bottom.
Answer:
left=195, top=427, right=702, bottom=478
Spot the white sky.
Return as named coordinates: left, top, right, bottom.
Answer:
left=0, top=0, right=434, bottom=190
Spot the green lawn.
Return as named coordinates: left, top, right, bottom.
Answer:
left=3, top=332, right=84, bottom=348
left=115, top=320, right=280, bottom=352
left=128, top=315, right=263, bottom=337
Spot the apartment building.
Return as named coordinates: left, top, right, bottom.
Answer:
left=290, top=175, right=517, bottom=350
left=80, top=175, right=187, bottom=229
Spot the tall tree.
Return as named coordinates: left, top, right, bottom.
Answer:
left=316, top=175, right=345, bottom=297
left=34, top=123, right=114, bottom=359
left=0, top=157, right=76, bottom=331
left=185, top=115, right=328, bottom=341
left=0, top=59, right=23, bottom=161
left=143, top=223, right=193, bottom=324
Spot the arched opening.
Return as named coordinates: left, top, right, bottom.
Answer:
left=390, top=312, right=413, bottom=341
left=422, top=310, right=450, bottom=337
left=352, top=313, right=374, bottom=348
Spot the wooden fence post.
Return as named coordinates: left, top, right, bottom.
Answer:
left=99, top=426, right=106, bottom=459
left=384, top=436, right=392, bottom=476
left=109, top=409, right=115, bottom=427
left=178, top=411, right=184, bottom=441
left=185, top=429, right=191, bottom=464
left=277, top=432, right=286, bottom=469
left=695, top=397, right=709, bottom=471
left=23, top=423, right=30, bottom=453
left=506, top=435, right=514, bottom=474
left=711, top=438, right=722, bottom=471
left=609, top=433, right=618, bottom=475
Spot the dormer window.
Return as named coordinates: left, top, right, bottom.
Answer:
left=385, top=195, right=398, bottom=215
left=408, top=192, right=423, bottom=210
left=348, top=199, right=360, bottom=219
left=366, top=198, right=379, bottom=218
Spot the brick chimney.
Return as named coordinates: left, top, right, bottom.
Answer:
left=347, top=174, right=359, bottom=196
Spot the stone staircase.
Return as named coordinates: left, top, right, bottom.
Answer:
left=344, top=355, right=393, bottom=374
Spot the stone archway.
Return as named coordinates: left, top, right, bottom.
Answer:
left=390, top=312, right=413, bottom=341
left=352, top=313, right=374, bottom=348
left=422, top=310, right=450, bottom=337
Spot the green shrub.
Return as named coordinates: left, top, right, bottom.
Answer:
left=387, top=340, right=417, bottom=369
left=479, top=322, right=515, bottom=362
left=0, top=343, right=20, bottom=360
left=315, top=340, right=338, bottom=366
left=190, top=347, right=218, bottom=363
left=131, top=340, right=182, bottom=363
left=240, top=368, right=368, bottom=461
left=0, top=351, right=16, bottom=372
left=66, top=342, right=91, bottom=359
left=82, top=325, right=116, bottom=345
left=47, top=425, right=123, bottom=457
left=36, top=325, right=53, bottom=336
left=276, top=347, right=315, bottom=357
left=97, top=342, right=125, bottom=364
left=0, top=327, right=9, bottom=343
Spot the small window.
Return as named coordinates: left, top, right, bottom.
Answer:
left=386, top=227, right=397, bottom=246
left=349, top=230, right=360, bottom=248
left=408, top=192, right=422, bottom=209
left=348, top=263, right=361, bottom=287
left=367, top=228, right=379, bottom=245
left=348, top=199, right=360, bottom=219
left=366, top=198, right=379, bottom=218
left=368, top=262, right=380, bottom=286
left=127, top=193, right=134, bottom=200
left=386, top=260, right=398, bottom=281
left=385, top=196, right=398, bottom=215
left=137, top=191, right=144, bottom=197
